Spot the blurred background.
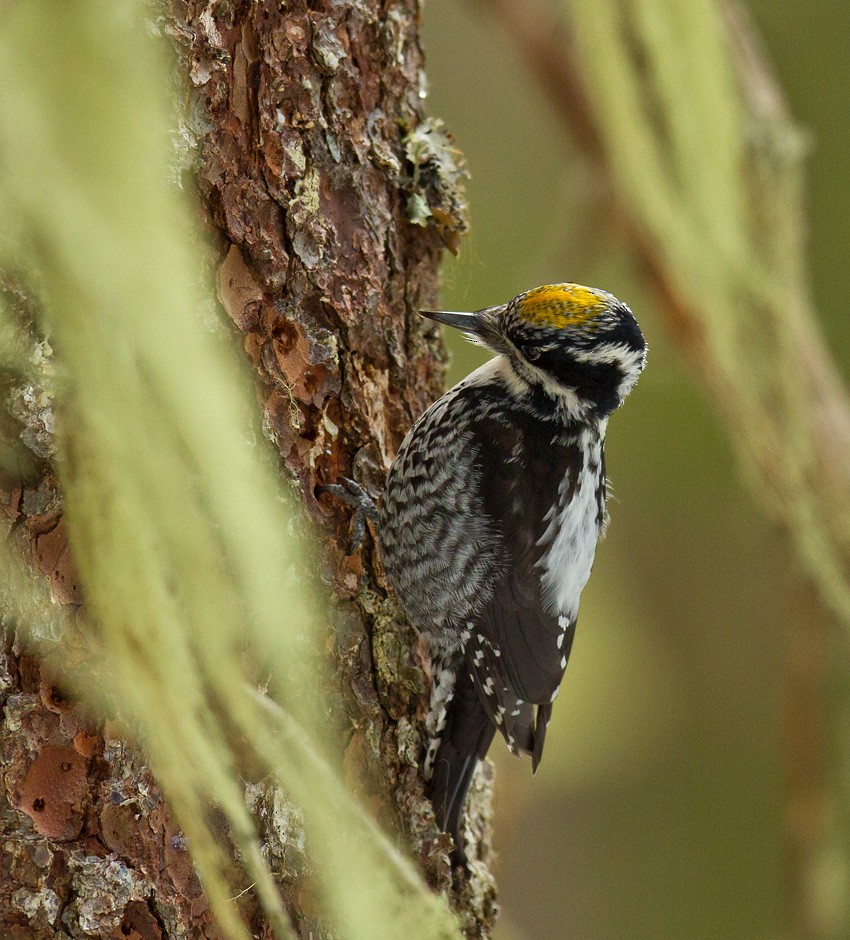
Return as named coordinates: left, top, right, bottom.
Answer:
left=422, top=1, right=850, bottom=937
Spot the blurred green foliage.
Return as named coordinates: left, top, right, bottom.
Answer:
left=422, top=0, right=850, bottom=936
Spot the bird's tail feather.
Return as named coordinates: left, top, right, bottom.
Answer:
left=427, top=667, right=496, bottom=858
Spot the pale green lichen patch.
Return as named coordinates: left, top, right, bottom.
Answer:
left=3, top=691, right=41, bottom=734
left=11, top=885, right=61, bottom=926
left=295, top=166, right=320, bottom=214
left=245, top=780, right=309, bottom=883
left=395, top=716, right=423, bottom=769
left=403, top=118, right=469, bottom=253
left=407, top=192, right=432, bottom=226
left=7, top=382, right=54, bottom=458
left=63, top=855, right=150, bottom=936
left=288, top=168, right=329, bottom=269
left=362, top=591, right=426, bottom=720
left=453, top=761, right=499, bottom=935
left=312, top=24, right=347, bottom=73
left=0, top=288, right=57, bottom=464
left=279, top=124, right=308, bottom=175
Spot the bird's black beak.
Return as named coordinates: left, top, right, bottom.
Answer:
left=420, top=307, right=508, bottom=354
left=420, top=310, right=483, bottom=337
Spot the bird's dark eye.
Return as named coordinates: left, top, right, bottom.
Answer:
left=525, top=347, right=542, bottom=362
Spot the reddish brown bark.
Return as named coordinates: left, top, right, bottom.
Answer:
left=1, top=1, right=498, bottom=937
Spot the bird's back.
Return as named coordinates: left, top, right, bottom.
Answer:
left=380, top=356, right=606, bottom=753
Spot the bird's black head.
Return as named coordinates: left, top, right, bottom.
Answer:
left=422, top=283, right=647, bottom=420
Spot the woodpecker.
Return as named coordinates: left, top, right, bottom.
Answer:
left=377, top=283, right=646, bottom=856
left=319, top=283, right=646, bottom=857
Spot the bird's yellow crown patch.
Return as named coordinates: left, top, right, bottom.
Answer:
left=518, top=283, right=606, bottom=328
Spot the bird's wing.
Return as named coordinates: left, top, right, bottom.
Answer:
left=463, top=406, right=586, bottom=765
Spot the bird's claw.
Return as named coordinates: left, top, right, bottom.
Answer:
left=316, top=477, right=379, bottom=554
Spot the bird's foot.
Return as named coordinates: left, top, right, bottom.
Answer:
left=316, top=477, right=379, bottom=554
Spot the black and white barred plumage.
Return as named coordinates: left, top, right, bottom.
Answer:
left=379, top=284, right=646, bottom=856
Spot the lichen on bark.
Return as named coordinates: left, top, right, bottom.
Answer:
left=0, top=1, right=499, bottom=938
left=173, top=0, right=495, bottom=911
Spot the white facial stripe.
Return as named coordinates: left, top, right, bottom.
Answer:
left=570, top=341, right=647, bottom=408
left=571, top=341, right=646, bottom=372
left=463, top=338, right=644, bottom=420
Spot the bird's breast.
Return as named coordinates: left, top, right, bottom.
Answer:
left=536, top=431, right=605, bottom=620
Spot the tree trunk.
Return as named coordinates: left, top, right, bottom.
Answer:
left=0, top=1, right=498, bottom=937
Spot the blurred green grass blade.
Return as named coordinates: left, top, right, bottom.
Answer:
left=245, top=688, right=460, bottom=940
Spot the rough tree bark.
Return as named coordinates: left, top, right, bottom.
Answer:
left=0, top=2, right=499, bottom=937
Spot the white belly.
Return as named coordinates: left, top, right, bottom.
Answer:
left=536, top=436, right=603, bottom=620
